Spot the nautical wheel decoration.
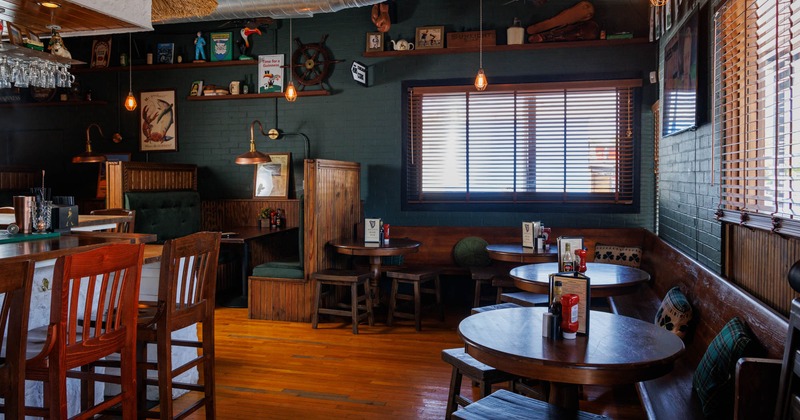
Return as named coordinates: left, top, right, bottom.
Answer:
left=286, top=35, right=343, bottom=91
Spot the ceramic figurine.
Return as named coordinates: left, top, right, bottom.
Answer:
left=194, top=31, right=206, bottom=62
left=238, top=22, right=262, bottom=60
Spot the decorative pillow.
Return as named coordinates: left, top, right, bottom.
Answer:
left=594, top=244, right=642, bottom=267
left=453, top=236, right=491, bottom=268
left=654, top=287, right=693, bottom=338
left=693, top=317, right=754, bottom=419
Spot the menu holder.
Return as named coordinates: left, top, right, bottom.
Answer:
left=549, top=272, right=590, bottom=335
left=364, top=218, right=381, bottom=243
left=557, top=236, right=584, bottom=270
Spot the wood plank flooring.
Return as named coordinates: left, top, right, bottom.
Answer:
left=174, top=304, right=647, bottom=419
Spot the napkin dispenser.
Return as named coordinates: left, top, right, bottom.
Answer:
left=50, top=204, right=78, bottom=233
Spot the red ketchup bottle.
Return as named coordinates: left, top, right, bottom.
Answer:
left=576, top=248, right=587, bottom=273
left=561, top=294, right=580, bottom=339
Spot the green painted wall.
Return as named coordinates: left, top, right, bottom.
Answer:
left=1, top=0, right=657, bottom=229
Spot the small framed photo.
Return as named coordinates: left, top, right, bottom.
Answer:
left=91, top=37, right=112, bottom=68
left=253, top=153, right=291, bottom=198
left=415, top=26, right=444, bottom=49
left=209, top=32, right=233, bottom=61
left=365, top=32, right=384, bottom=52
left=6, top=22, right=24, bottom=46
left=140, top=89, right=178, bottom=152
left=156, top=43, right=175, bottom=64
left=190, top=80, right=204, bottom=96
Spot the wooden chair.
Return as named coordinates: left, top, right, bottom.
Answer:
left=89, top=208, right=136, bottom=233
left=311, top=269, right=373, bottom=334
left=386, top=266, right=443, bottom=331
left=137, top=231, right=221, bottom=419
left=24, top=243, right=144, bottom=419
left=0, top=260, right=34, bottom=420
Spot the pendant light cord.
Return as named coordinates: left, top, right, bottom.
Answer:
left=128, top=33, right=133, bottom=90
left=479, top=0, right=483, bottom=68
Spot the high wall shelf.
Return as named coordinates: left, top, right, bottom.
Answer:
left=71, top=59, right=255, bottom=73
left=0, top=100, right=108, bottom=109
left=361, top=37, right=649, bottom=58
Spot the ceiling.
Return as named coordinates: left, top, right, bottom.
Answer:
left=1, top=0, right=384, bottom=39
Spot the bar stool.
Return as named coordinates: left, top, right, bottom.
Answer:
left=441, top=348, right=521, bottom=420
left=385, top=266, right=443, bottom=331
left=311, top=269, right=374, bottom=334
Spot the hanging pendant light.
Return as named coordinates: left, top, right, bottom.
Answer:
left=124, top=33, right=137, bottom=111
left=285, top=18, right=298, bottom=102
left=474, top=0, right=488, bottom=91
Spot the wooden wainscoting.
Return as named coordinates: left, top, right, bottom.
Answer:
left=105, top=161, right=197, bottom=208
left=0, top=166, right=40, bottom=190
left=725, top=223, right=800, bottom=316
left=201, top=199, right=300, bottom=230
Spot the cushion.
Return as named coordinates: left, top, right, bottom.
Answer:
left=693, top=317, right=754, bottom=418
left=252, top=265, right=305, bottom=279
left=594, top=244, right=642, bottom=267
left=654, top=287, right=692, bottom=338
left=124, top=191, right=201, bottom=243
left=453, top=236, right=491, bottom=267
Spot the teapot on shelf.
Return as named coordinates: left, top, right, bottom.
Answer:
left=390, top=39, right=415, bottom=51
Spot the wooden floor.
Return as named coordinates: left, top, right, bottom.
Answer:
left=174, top=302, right=647, bottom=419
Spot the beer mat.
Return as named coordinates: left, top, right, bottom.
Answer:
left=0, top=231, right=61, bottom=244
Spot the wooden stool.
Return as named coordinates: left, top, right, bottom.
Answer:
left=441, top=348, right=520, bottom=420
left=311, top=269, right=374, bottom=334
left=491, top=274, right=516, bottom=304
left=452, top=389, right=609, bottom=420
left=500, top=291, right=549, bottom=307
left=386, top=266, right=443, bottom=331
left=470, top=266, right=505, bottom=308
left=470, top=302, right=521, bottom=315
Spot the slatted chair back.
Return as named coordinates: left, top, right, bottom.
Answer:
left=0, top=260, right=34, bottom=420
left=775, top=298, right=800, bottom=419
left=89, top=208, right=136, bottom=233
left=26, top=243, right=144, bottom=419
left=138, top=231, right=220, bottom=419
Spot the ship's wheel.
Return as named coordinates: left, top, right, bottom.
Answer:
left=287, top=35, right=343, bottom=89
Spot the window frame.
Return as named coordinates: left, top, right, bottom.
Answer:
left=401, top=74, right=644, bottom=213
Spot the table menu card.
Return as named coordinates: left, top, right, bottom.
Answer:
left=522, top=221, right=542, bottom=248
left=550, top=272, right=590, bottom=334
left=364, top=218, right=382, bottom=243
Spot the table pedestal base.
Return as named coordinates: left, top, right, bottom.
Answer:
left=549, top=382, right=580, bottom=411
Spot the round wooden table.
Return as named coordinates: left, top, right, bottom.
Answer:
left=485, top=243, right=558, bottom=264
left=330, top=238, right=421, bottom=298
left=510, top=262, right=650, bottom=298
left=459, top=306, right=684, bottom=411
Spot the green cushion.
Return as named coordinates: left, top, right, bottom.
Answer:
left=693, top=317, right=754, bottom=418
left=252, top=265, right=304, bottom=279
left=124, top=191, right=201, bottom=243
left=260, top=260, right=303, bottom=270
left=654, top=286, right=692, bottom=339
left=453, top=236, right=491, bottom=268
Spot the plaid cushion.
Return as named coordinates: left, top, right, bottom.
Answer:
left=693, top=317, right=753, bottom=418
left=593, top=244, right=642, bottom=267
left=655, top=287, right=693, bottom=339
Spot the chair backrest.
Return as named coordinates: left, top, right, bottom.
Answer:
left=158, top=232, right=221, bottom=330
left=0, top=207, right=14, bottom=214
left=775, top=297, right=800, bottom=419
left=89, top=208, right=136, bottom=233
left=0, top=259, right=34, bottom=419
left=50, top=243, right=144, bottom=365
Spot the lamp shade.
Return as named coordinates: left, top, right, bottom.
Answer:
left=72, top=123, right=107, bottom=164
left=235, top=120, right=272, bottom=165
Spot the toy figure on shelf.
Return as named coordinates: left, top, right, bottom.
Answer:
left=237, top=22, right=263, bottom=60
left=194, top=31, right=206, bottom=62
left=48, top=29, right=72, bottom=59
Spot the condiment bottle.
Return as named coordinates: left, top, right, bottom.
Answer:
left=507, top=17, right=524, bottom=45
left=549, top=281, right=563, bottom=338
left=562, top=243, right=575, bottom=272
left=561, top=293, right=580, bottom=339
left=383, top=223, right=390, bottom=245
left=576, top=248, right=587, bottom=273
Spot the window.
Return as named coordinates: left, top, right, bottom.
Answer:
left=714, top=0, right=800, bottom=235
left=403, top=79, right=642, bottom=211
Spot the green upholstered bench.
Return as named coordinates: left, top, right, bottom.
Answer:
left=124, top=191, right=201, bottom=243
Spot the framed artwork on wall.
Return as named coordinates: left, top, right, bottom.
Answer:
left=415, top=26, right=444, bottom=49
left=366, top=32, right=384, bottom=52
left=139, top=89, right=178, bottom=152
left=253, top=153, right=291, bottom=198
left=6, top=22, right=23, bottom=46
left=156, top=43, right=175, bottom=64
left=91, top=37, right=112, bottom=68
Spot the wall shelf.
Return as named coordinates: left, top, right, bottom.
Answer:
left=362, top=37, right=649, bottom=58
left=0, top=100, right=108, bottom=108
left=186, top=90, right=330, bottom=101
left=72, top=59, right=256, bottom=73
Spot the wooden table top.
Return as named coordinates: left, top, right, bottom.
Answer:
left=219, top=226, right=298, bottom=244
left=0, top=234, right=121, bottom=264
left=69, top=231, right=158, bottom=244
left=510, top=262, right=651, bottom=298
left=486, top=243, right=558, bottom=263
left=459, top=306, right=684, bottom=386
left=330, top=238, right=421, bottom=257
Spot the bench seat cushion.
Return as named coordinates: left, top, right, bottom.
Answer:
left=252, top=264, right=304, bottom=279
left=124, top=191, right=201, bottom=243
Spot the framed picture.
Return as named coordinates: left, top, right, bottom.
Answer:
left=662, top=10, right=706, bottom=137
left=156, top=43, right=175, bottom=64
left=139, top=89, right=178, bottom=152
left=6, top=22, right=23, bottom=46
left=253, top=153, right=291, bottom=198
left=415, top=26, right=444, bottom=49
left=549, top=272, right=591, bottom=334
left=209, top=32, right=233, bottom=61
left=190, top=80, right=204, bottom=96
left=366, top=32, right=384, bottom=52
left=91, top=37, right=112, bottom=68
